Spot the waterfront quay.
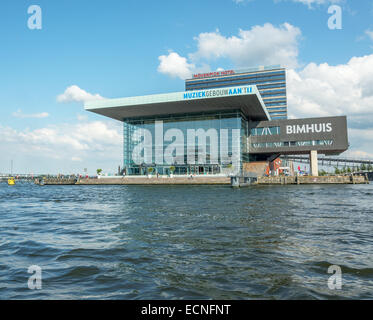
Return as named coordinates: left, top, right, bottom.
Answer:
left=35, top=176, right=231, bottom=186
left=34, top=174, right=369, bottom=186
left=257, top=174, right=368, bottom=185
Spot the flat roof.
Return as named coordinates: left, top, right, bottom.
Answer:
left=85, top=85, right=271, bottom=121
left=186, top=65, right=284, bottom=81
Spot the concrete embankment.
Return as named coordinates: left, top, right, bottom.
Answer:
left=257, top=175, right=369, bottom=185
left=76, top=176, right=231, bottom=185
left=34, top=178, right=77, bottom=185
left=34, top=174, right=369, bottom=186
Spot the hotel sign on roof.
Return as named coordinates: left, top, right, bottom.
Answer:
left=192, top=70, right=235, bottom=79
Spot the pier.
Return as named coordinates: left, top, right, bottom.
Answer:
left=31, top=173, right=370, bottom=186
left=34, top=178, right=78, bottom=185
left=34, top=176, right=231, bottom=186
left=0, top=174, right=41, bottom=183
left=231, top=174, right=369, bottom=187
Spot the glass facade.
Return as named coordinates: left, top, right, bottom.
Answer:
left=250, top=126, right=280, bottom=136
left=185, top=67, right=287, bottom=120
left=123, top=110, right=248, bottom=176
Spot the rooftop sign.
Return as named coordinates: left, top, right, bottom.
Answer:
left=192, top=70, right=235, bottom=79
left=189, top=65, right=283, bottom=80
left=183, top=86, right=254, bottom=100
left=85, top=85, right=270, bottom=122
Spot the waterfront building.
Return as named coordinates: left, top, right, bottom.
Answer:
left=185, top=65, right=288, bottom=120
left=85, top=83, right=348, bottom=177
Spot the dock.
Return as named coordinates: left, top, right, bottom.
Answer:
left=33, top=174, right=370, bottom=186
left=35, top=176, right=231, bottom=186
left=232, top=174, right=369, bottom=187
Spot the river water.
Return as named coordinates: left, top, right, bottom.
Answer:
left=0, top=183, right=372, bottom=299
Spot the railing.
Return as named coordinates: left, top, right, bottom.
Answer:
left=281, top=155, right=373, bottom=166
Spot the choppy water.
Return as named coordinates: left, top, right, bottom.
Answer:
left=0, top=182, right=372, bottom=299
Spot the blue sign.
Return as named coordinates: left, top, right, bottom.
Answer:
left=183, top=86, right=253, bottom=100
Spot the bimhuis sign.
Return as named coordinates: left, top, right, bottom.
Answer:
left=286, top=122, right=333, bottom=135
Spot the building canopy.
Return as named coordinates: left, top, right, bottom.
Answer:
left=85, top=85, right=271, bottom=121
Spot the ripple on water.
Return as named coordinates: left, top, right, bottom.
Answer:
left=0, top=183, right=373, bottom=299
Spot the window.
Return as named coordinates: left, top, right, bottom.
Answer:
left=250, top=126, right=280, bottom=136
left=251, top=140, right=333, bottom=149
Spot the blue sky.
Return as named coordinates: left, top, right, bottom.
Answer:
left=1, top=0, right=373, bottom=174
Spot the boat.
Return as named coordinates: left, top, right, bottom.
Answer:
left=8, top=177, right=16, bottom=185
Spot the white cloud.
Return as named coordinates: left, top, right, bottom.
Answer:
left=234, top=0, right=343, bottom=8
left=345, top=128, right=373, bottom=160
left=292, top=0, right=344, bottom=7
left=287, top=54, right=373, bottom=158
left=344, top=149, right=373, bottom=160
left=0, top=120, right=122, bottom=174
left=287, top=54, right=373, bottom=119
left=77, top=114, right=89, bottom=121
left=12, top=109, right=49, bottom=119
left=366, top=29, right=373, bottom=41
left=158, top=23, right=301, bottom=79
left=191, top=24, right=301, bottom=68
left=157, top=51, right=196, bottom=79
left=57, top=85, right=104, bottom=103
left=349, top=128, right=373, bottom=143
left=288, top=0, right=342, bottom=6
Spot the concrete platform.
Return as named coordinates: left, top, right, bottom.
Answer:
left=257, top=175, right=369, bottom=185
left=76, top=176, right=231, bottom=185
left=35, top=174, right=369, bottom=186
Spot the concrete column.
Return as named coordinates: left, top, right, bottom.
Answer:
left=310, top=150, right=319, bottom=176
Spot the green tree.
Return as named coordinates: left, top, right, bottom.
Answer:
left=319, top=169, right=327, bottom=176
left=347, top=167, right=351, bottom=173
left=96, top=169, right=103, bottom=175
left=361, top=164, right=367, bottom=171
left=334, top=167, right=340, bottom=175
